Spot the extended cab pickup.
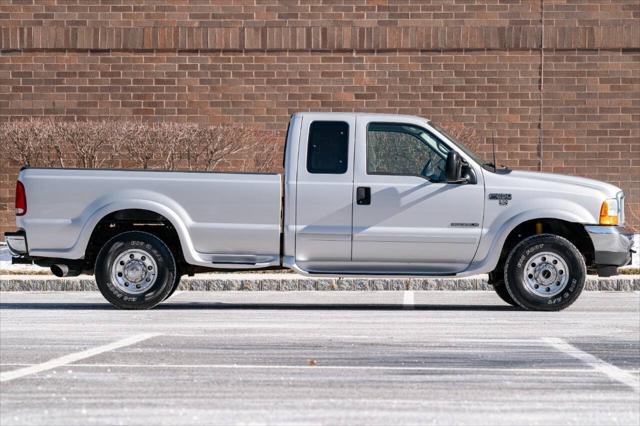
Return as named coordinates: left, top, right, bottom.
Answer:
left=5, top=113, right=634, bottom=310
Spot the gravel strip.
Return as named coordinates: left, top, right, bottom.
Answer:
left=1, top=273, right=638, bottom=291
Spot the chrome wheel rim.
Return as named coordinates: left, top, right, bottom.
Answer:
left=111, top=249, right=158, bottom=295
left=523, top=251, right=569, bottom=297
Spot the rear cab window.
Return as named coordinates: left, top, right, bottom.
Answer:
left=306, top=121, right=349, bottom=174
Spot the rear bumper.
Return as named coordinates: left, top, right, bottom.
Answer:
left=584, top=225, right=634, bottom=276
left=5, top=230, right=28, bottom=256
left=4, top=230, right=33, bottom=264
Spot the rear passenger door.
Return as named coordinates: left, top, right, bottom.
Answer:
left=294, top=116, right=356, bottom=272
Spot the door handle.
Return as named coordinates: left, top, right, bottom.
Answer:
left=356, top=187, right=371, bottom=205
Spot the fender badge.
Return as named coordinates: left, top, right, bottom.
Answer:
left=489, top=193, right=512, bottom=206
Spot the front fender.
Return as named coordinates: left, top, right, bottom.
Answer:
left=466, top=201, right=596, bottom=274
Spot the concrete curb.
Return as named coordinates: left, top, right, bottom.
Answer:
left=1, top=274, right=638, bottom=291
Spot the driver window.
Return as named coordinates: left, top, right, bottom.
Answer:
left=367, top=123, right=448, bottom=182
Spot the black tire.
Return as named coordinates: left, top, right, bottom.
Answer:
left=163, top=273, right=182, bottom=301
left=95, top=231, right=177, bottom=310
left=489, top=268, right=517, bottom=306
left=504, top=234, right=586, bottom=311
left=492, top=281, right=518, bottom=307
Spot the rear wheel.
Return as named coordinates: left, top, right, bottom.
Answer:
left=163, top=273, right=182, bottom=301
left=504, top=234, right=585, bottom=311
left=95, top=231, right=176, bottom=310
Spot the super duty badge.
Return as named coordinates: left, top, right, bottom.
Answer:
left=489, top=193, right=512, bottom=206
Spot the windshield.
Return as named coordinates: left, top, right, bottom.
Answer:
left=428, top=121, right=490, bottom=169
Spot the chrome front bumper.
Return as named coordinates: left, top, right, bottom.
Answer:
left=584, top=226, right=634, bottom=275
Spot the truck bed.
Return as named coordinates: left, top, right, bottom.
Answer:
left=17, top=168, right=283, bottom=268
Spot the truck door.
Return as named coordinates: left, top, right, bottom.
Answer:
left=350, top=118, right=484, bottom=274
left=294, top=115, right=356, bottom=272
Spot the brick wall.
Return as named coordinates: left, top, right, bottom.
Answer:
left=1, top=1, right=639, bottom=235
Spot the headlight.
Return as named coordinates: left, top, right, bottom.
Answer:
left=599, top=198, right=619, bottom=225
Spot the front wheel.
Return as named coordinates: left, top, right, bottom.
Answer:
left=489, top=268, right=517, bottom=306
left=504, top=234, right=586, bottom=311
left=95, top=231, right=177, bottom=310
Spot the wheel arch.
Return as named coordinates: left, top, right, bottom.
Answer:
left=470, top=208, right=596, bottom=276
left=485, top=217, right=595, bottom=282
left=82, top=206, right=191, bottom=271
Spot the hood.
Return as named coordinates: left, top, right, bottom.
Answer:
left=505, top=170, right=622, bottom=199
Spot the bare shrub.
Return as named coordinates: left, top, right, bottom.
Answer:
left=174, top=125, right=282, bottom=172
left=54, top=121, right=114, bottom=168
left=0, top=119, right=54, bottom=167
left=246, top=141, right=283, bottom=173
left=159, top=122, right=197, bottom=171
left=0, top=119, right=119, bottom=169
left=109, top=122, right=258, bottom=172
left=115, top=122, right=156, bottom=170
left=190, top=125, right=247, bottom=172
left=239, top=129, right=283, bottom=173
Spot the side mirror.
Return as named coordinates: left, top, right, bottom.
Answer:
left=445, top=151, right=463, bottom=183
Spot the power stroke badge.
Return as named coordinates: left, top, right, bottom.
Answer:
left=489, top=193, right=512, bottom=206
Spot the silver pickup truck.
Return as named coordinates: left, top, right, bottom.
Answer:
left=5, top=112, right=633, bottom=311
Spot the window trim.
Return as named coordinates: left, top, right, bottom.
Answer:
left=365, top=122, right=451, bottom=181
left=306, top=120, right=350, bottom=175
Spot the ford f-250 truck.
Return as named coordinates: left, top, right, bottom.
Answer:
left=5, top=113, right=634, bottom=311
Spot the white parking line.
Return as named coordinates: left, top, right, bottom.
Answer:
left=402, top=290, right=414, bottom=309
left=0, top=333, right=159, bottom=383
left=4, top=363, right=638, bottom=374
left=543, top=337, right=639, bottom=392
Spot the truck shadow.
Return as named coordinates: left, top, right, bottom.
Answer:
left=0, top=302, right=517, bottom=311
left=158, top=302, right=518, bottom=311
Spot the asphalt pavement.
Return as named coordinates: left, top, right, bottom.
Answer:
left=1, top=291, right=639, bottom=425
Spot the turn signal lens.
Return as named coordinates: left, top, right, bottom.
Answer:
left=599, top=199, right=618, bottom=225
left=15, top=181, right=26, bottom=216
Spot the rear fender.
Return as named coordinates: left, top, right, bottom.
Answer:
left=62, top=190, right=196, bottom=263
